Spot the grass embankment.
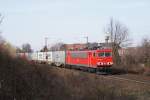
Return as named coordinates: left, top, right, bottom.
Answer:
left=0, top=49, right=150, bottom=100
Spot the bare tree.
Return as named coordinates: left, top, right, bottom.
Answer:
left=22, top=43, right=33, bottom=53
left=40, top=46, right=48, bottom=52
left=50, top=42, right=65, bottom=51
left=106, top=18, right=130, bottom=65
left=16, top=47, right=23, bottom=53
left=141, top=38, right=150, bottom=67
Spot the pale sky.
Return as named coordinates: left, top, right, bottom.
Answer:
left=0, top=0, right=150, bottom=50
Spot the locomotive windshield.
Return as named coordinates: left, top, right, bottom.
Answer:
left=98, top=52, right=105, bottom=57
left=98, top=52, right=111, bottom=57
left=105, top=52, right=112, bottom=57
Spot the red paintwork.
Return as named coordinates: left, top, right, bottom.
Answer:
left=66, top=49, right=113, bottom=68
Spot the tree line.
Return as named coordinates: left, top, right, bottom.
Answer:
left=0, top=14, right=150, bottom=68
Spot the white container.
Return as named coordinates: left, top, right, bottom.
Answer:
left=52, top=51, right=65, bottom=66
left=37, top=52, right=53, bottom=64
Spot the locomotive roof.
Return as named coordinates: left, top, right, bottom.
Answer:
left=67, top=49, right=112, bottom=52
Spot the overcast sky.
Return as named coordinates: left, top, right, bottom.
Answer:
left=0, top=0, right=150, bottom=50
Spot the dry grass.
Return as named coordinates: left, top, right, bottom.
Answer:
left=0, top=46, right=150, bottom=100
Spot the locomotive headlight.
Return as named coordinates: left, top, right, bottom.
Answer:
left=111, top=62, right=113, bottom=65
left=108, top=62, right=113, bottom=65
left=97, top=62, right=103, bottom=65
left=107, top=62, right=110, bottom=65
left=100, top=62, right=103, bottom=65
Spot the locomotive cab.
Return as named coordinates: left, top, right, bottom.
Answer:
left=95, top=50, right=113, bottom=67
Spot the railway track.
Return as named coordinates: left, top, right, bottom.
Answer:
left=68, top=66, right=150, bottom=87
left=43, top=64, right=150, bottom=87
left=102, top=75, right=150, bottom=87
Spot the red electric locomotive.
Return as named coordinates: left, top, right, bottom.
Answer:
left=66, top=49, right=113, bottom=70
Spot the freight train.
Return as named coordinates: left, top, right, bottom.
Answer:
left=17, top=49, right=113, bottom=72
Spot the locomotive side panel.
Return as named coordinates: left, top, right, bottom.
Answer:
left=66, top=51, right=95, bottom=68
left=66, top=50, right=113, bottom=68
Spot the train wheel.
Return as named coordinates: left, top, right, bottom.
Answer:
left=106, top=67, right=112, bottom=74
left=88, top=68, right=96, bottom=73
left=82, top=67, right=88, bottom=72
left=96, top=68, right=108, bottom=75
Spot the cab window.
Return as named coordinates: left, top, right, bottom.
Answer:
left=105, top=52, right=112, bottom=57
left=98, top=52, right=105, bottom=57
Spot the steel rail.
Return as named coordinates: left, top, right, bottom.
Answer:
left=42, top=64, right=150, bottom=86
left=103, top=75, right=150, bottom=86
